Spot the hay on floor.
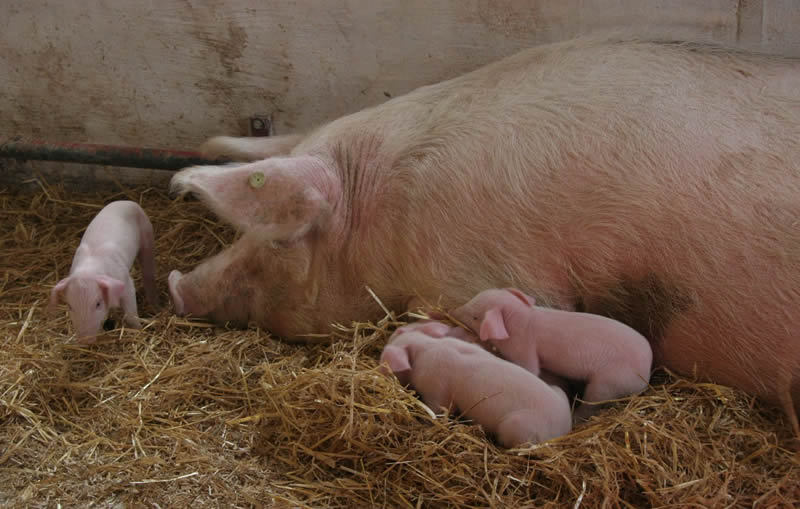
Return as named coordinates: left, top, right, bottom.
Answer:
left=1, top=178, right=799, bottom=508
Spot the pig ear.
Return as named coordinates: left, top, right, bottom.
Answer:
left=169, top=156, right=337, bottom=242
left=256, top=186, right=332, bottom=243
left=49, top=277, right=71, bottom=310
left=506, top=288, right=535, bottom=307
left=479, top=307, right=510, bottom=341
left=381, top=345, right=412, bottom=373
left=96, top=276, right=125, bottom=308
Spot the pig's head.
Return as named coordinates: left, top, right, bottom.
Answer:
left=168, top=226, right=355, bottom=339
left=379, top=331, right=435, bottom=386
left=168, top=154, right=395, bottom=339
left=169, top=156, right=340, bottom=239
left=49, top=274, right=124, bottom=343
left=450, top=288, right=536, bottom=342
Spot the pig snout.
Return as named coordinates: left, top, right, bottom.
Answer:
left=168, top=270, right=186, bottom=315
left=76, top=332, right=99, bottom=344
left=72, top=318, right=102, bottom=344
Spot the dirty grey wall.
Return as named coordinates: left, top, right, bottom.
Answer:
left=4, top=0, right=800, bottom=147
left=1, top=0, right=798, bottom=188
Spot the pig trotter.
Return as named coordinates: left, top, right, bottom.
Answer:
left=168, top=270, right=186, bottom=315
left=199, top=134, right=305, bottom=162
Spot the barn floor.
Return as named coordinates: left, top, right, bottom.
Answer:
left=1, top=179, right=799, bottom=508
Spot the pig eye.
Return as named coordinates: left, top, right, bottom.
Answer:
left=96, top=300, right=102, bottom=309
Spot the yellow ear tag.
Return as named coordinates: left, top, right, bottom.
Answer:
left=249, top=172, right=265, bottom=189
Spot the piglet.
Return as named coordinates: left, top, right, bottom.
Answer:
left=380, top=329, right=572, bottom=448
left=451, top=288, right=653, bottom=420
left=49, top=200, right=158, bottom=343
left=393, top=320, right=479, bottom=343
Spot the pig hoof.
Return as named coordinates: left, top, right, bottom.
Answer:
left=123, top=315, right=142, bottom=329
left=168, top=172, right=192, bottom=199
left=168, top=270, right=186, bottom=315
left=198, top=136, right=244, bottom=160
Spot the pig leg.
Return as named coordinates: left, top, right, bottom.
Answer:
left=168, top=270, right=186, bottom=315
left=199, top=134, right=305, bottom=162
left=574, top=370, right=649, bottom=421
left=420, top=389, right=454, bottom=416
left=777, top=372, right=800, bottom=439
left=138, top=219, right=159, bottom=309
left=120, top=277, right=142, bottom=329
left=495, top=409, right=545, bottom=448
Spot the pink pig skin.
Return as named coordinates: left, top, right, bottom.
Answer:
left=167, top=38, right=800, bottom=434
left=49, top=201, right=158, bottom=343
left=393, top=320, right=478, bottom=343
left=380, top=330, right=572, bottom=448
left=452, top=288, right=652, bottom=420
left=395, top=321, right=578, bottom=400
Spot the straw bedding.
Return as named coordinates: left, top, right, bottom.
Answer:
left=1, top=178, right=798, bottom=508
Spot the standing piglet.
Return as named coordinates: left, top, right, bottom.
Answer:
left=451, top=288, right=652, bottom=419
left=49, top=200, right=158, bottom=343
left=380, top=330, right=572, bottom=448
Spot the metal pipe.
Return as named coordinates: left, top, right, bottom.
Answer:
left=0, top=137, right=229, bottom=171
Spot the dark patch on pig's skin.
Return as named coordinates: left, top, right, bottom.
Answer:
left=575, top=274, right=694, bottom=348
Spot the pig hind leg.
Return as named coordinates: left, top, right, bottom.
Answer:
left=574, top=369, right=650, bottom=421
left=199, top=134, right=305, bottom=162
left=494, top=409, right=557, bottom=448
left=778, top=370, right=800, bottom=440
left=138, top=218, right=159, bottom=308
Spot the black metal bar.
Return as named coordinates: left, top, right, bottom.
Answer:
left=0, top=137, right=230, bottom=171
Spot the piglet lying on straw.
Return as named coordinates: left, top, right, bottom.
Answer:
left=450, top=288, right=653, bottom=420
left=380, top=327, right=572, bottom=448
left=49, top=200, right=158, bottom=343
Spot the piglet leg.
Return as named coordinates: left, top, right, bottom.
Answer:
left=138, top=219, right=159, bottom=309
left=120, top=277, right=142, bottom=329
left=574, top=370, right=649, bottom=421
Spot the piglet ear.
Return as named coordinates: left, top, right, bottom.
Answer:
left=506, top=288, right=535, bottom=307
left=380, top=344, right=412, bottom=373
left=97, top=276, right=125, bottom=308
left=479, top=307, right=510, bottom=341
left=48, top=277, right=71, bottom=311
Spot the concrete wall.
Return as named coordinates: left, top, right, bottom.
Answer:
left=1, top=0, right=799, bottom=188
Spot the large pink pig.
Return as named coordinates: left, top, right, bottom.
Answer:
left=450, top=288, right=652, bottom=420
left=380, top=330, right=572, bottom=447
left=49, top=200, right=158, bottom=343
left=168, top=37, right=800, bottom=433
